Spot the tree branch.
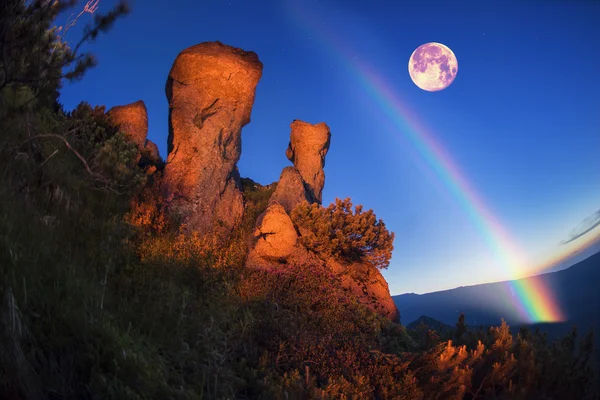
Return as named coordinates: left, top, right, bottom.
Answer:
left=23, top=133, right=94, bottom=176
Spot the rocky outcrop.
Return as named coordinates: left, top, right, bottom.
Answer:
left=247, top=121, right=329, bottom=268
left=268, top=167, right=312, bottom=214
left=286, top=120, right=331, bottom=203
left=329, top=260, right=399, bottom=322
left=246, top=118, right=398, bottom=321
left=107, top=100, right=148, bottom=150
left=161, top=41, right=263, bottom=235
left=113, top=41, right=398, bottom=322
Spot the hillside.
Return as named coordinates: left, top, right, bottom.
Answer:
left=394, top=251, right=600, bottom=332
left=406, top=315, right=453, bottom=332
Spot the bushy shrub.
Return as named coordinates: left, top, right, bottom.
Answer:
left=68, top=102, right=146, bottom=186
left=291, top=197, right=395, bottom=269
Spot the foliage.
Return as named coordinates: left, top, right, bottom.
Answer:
left=0, top=0, right=129, bottom=105
left=1, top=0, right=140, bottom=195
left=234, top=262, right=422, bottom=399
left=68, top=101, right=147, bottom=191
left=291, top=197, right=395, bottom=270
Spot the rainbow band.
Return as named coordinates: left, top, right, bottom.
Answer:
left=286, top=2, right=564, bottom=323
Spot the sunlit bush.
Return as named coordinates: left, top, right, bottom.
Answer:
left=291, top=197, right=395, bottom=269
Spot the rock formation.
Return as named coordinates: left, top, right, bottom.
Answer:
left=247, top=121, right=328, bottom=267
left=107, top=100, right=148, bottom=150
left=246, top=120, right=398, bottom=322
left=161, top=41, right=263, bottom=235
left=115, top=41, right=398, bottom=322
left=329, top=260, right=400, bottom=321
left=286, top=120, right=331, bottom=203
left=268, top=166, right=312, bottom=214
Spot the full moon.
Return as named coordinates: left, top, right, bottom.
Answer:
left=408, top=42, right=458, bottom=92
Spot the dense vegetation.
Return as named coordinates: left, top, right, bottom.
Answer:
left=0, top=1, right=597, bottom=399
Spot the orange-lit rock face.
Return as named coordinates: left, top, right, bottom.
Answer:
left=107, top=100, right=148, bottom=150
left=252, top=203, right=298, bottom=260
left=269, top=166, right=312, bottom=213
left=161, top=41, right=263, bottom=235
left=286, top=120, right=331, bottom=204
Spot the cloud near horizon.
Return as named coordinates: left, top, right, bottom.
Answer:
left=561, top=209, right=600, bottom=245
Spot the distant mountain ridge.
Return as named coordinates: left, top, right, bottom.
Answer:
left=394, top=251, right=600, bottom=343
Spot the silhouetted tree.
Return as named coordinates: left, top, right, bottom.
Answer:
left=455, top=313, right=468, bottom=343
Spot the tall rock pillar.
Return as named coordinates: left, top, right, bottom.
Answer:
left=286, top=120, right=331, bottom=204
left=161, top=41, right=263, bottom=235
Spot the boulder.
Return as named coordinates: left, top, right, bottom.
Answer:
left=252, top=203, right=298, bottom=260
left=161, top=41, right=263, bottom=235
left=286, top=120, right=331, bottom=203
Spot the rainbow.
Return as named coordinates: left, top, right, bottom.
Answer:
left=284, top=2, right=565, bottom=323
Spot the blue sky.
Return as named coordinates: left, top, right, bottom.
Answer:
left=58, top=0, right=600, bottom=295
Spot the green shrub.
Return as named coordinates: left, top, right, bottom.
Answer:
left=291, top=197, right=395, bottom=269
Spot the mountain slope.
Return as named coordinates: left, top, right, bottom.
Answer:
left=394, top=251, right=600, bottom=341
